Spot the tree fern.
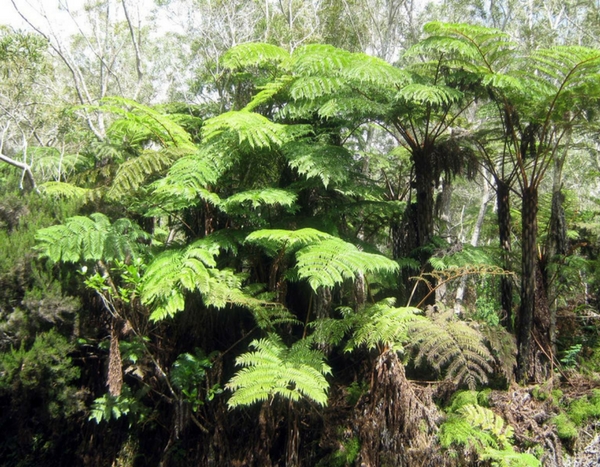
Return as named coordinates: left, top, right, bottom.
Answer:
left=410, top=307, right=494, bottom=389
left=39, top=181, right=91, bottom=201
left=226, top=334, right=331, bottom=408
left=36, top=213, right=148, bottom=263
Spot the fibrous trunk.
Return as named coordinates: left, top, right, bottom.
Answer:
left=497, top=178, right=513, bottom=331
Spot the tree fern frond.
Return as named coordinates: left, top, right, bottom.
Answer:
left=222, top=42, right=290, bottom=70
left=282, top=141, right=353, bottom=188
left=39, top=182, right=91, bottom=201
left=295, top=238, right=399, bottom=292
left=107, top=149, right=183, bottom=200
left=245, top=228, right=332, bottom=257
left=290, top=44, right=354, bottom=76
left=344, top=53, right=409, bottom=87
left=202, top=110, right=291, bottom=149
left=289, top=76, right=346, bottom=101
left=396, top=83, right=463, bottom=106
left=220, top=188, right=297, bottom=213
left=36, top=214, right=148, bottom=263
left=151, top=151, right=221, bottom=210
left=347, top=299, right=425, bottom=352
left=244, top=75, right=294, bottom=111
left=410, top=308, right=493, bottom=389
left=226, top=335, right=331, bottom=408
left=99, top=97, right=196, bottom=150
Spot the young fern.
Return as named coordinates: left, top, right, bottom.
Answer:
left=226, top=334, right=331, bottom=408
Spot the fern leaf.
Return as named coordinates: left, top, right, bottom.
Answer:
left=36, top=214, right=147, bottom=263
left=39, top=182, right=91, bottom=201
left=396, top=83, right=463, bottom=106
left=290, top=44, right=354, bottom=76
left=226, top=335, right=331, bottom=408
left=202, top=110, right=290, bottom=149
left=244, top=75, right=294, bottom=111
left=220, top=188, right=297, bottom=212
left=222, top=43, right=290, bottom=70
left=245, top=228, right=332, bottom=257
left=410, top=309, right=493, bottom=389
left=348, top=298, right=425, bottom=352
left=295, top=238, right=399, bottom=292
left=282, top=141, right=353, bottom=188
left=107, top=149, right=183, bottom=200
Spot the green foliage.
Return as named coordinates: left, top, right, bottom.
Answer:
left=566, top=390, right=600, bottom=426
left=36, top=213, right=149, bottom=263
left=440, top=401, right=540, bottom=467
left=347, top=298, right=424, bottom=352
left=411, top=308, right=494, bottom=389
left=0, top=330, right=83, bottom=418
left=552, top=413, right=578, bottom=440
left=226, top=334, right=331, bottom=408
left=170, top=349, right=220, bottom=411
left=89, top=385, right=148, bottom=424
left=220, top=188, right=297, bottom=213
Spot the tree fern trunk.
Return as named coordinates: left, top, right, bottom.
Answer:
left=497, top=178, right=513, bottom=331
left=517, top=185, right=538, bottom=382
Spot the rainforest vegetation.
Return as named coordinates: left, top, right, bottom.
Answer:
left=4, top=0, right=600, bottom=465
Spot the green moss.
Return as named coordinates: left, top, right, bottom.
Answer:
left=567, top=393, right=600, bottom=426
left=552, top=413, right=578, bottom=440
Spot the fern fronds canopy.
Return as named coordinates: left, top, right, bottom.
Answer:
left=226, top=334, right=331, bottom=408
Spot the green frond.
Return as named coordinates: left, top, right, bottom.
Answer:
left=290, top=44, right=354, bottom=76
left=107, top=149, right=183, bottom=200
left=99, top=97, right=196, bottom=150
left=151, top=151, right=221, bottom=210
left=36, top=213, right=148, bottom=263
left=220, top=188, right=297, bottom=212
left=282, top=141, right=353, bottom=188
left=410, top=309, right=493, bottom=389
left=289, top=76, right=346, bottom=101
left=39, top=182, right=91, bottom=201
left=244, top=75, right=294, bottom=111
left=347, top=299, right=425, bottom=352
left=245, top=228, right=332, bottom=257
left=295, top=238, right=399, bottom=292
left=396, top=83, right=463, bottom=106
left=226, top=335, right=331, bottom=408
left=202, top=110, right=291, bottom=149
left=344, top=53, right=409, bottom=87
left=222, top=42, right=290, bottom=70
left=316, top=97, right=390, bottom=120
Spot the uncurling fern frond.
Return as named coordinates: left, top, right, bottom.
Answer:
left=410, top=308, right=493, bottom=389
left=226, top=334, right=331, bottom=408
left=36, top=213, right=149, bottom=263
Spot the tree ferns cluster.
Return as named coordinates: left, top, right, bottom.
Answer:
left=3, top=8, right=600, bottom=466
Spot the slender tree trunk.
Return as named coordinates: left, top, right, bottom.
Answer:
left=497, top=177, right=513, bottom=331
left=517, top=185, right=538, bottom=382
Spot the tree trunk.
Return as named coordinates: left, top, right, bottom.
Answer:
left=497, top=178, right=513, bottom=331
left=516, top=185, right=538, bottom=382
